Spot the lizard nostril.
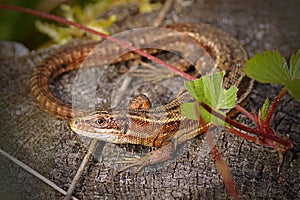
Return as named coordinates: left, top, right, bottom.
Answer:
left=108, top=117, right=114, bottom=123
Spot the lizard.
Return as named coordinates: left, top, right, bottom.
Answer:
left=30, top=23, right=253, bottom=171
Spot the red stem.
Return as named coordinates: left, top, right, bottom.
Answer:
left=200, top=102, right=293, bottom=148
left=200, top=102, right=259, bottom=134
left=236, top=104, right=256, bottom=122
left=197, top=115, right=240, bottom=199
left=206, top=131, right=241, bottom=200
left=265, top=87, right=287, bottom=125
left=228, top=127, right=258, bottom=143
left=0, top=4, right=195, bottom=81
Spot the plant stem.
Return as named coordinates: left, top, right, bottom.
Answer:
left=205, top=131, right=241, bottom=200
left=200, top=102, right=258, bottom=134
left=227, top=127, right=258, bottom=143
left=200, top=102, right=293, bottom=148
left=236, top=104, right=256, bottom=122
left=265, top=87, right=287, bottom=125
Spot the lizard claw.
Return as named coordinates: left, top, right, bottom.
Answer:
left=128, top=61, right=177, bottom=84
left=117, top=155, right=149, bottom=172
left=116, top=141, right=176, bottom=172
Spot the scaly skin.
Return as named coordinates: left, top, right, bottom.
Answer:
left=30, top=23, right=253, bottom=170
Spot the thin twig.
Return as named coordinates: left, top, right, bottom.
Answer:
left=64, top=139, right=98, bottom=200
left=0, top=149, right=78, bottom=200
left=153, top=0, right=174, bottom=27
left=63, top=1, right=177, bottom=198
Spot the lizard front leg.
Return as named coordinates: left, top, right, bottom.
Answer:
left=117, top=139, right=176, bottom=172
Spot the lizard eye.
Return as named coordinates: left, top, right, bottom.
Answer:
left=96, top=117, right=105, bottom=125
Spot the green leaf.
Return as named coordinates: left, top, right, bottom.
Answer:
left=185, top=71, right=237, bottom=109
left=185, top=78, right=206, bottom=103
left=285, top=79, right=300, bottom=101
left=180, top=102, right=228, bottom=126
left=180, top=102, right=199, bottom=120
left=285, top=50, right=300, bottom=101
left=199, top=106, right=228, bottom=126
left=260, top=98, right=270, bottom=121
left=182, top=71, right=237, bottom=124
left=245, top=49, right=300, bottom=102
left=289, top=49, right=300, bottom=80
left=201, top=71, right=224, bottom=107
left=245, top=50, right=290, bottom=84
left=220, top=86, right=238, bottom=109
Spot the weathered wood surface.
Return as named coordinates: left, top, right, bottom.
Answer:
left=0, top=0, right=299, bottom=199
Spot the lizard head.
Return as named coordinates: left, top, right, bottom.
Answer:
left=69, top=94, right=154, bottom=144
left=69, top=110, right=129, bottom=143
